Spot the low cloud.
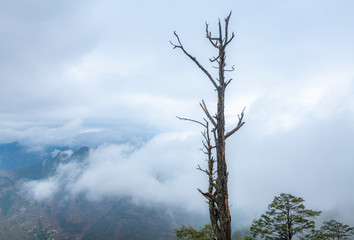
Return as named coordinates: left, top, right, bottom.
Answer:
left=24, top=178, right=60, bottom=201
left=0, top=120, right=104, bottom=148
left=20, top=109, right=354, bottom=223
left=23, top=132, right=208, bottom=212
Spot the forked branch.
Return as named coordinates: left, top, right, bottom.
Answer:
left=224, top=11, right=235, bottom=46
left=206, top=23, right=220, bottom=48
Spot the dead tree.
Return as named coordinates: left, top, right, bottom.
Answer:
left=171, top=12, right=245, bottom=240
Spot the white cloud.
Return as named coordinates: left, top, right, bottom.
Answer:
left=245, top=67, right=354, bottom=134
left=23, top=177, right=60, bottom=201
left=23, top=132, right=208, bottom=212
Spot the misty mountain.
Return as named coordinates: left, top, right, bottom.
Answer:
left=0, top=142, right=71, bottom=170
left=0, top=146, right=194, bottom=239
left=14, top=146, right=88, bottom=180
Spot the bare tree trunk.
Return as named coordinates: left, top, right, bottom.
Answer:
left=171, top=12, right=245, bottom=240
left=214, top=38, right=231, bottom=239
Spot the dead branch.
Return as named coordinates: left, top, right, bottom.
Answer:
left=197, top=164, right=210, bottom=175
left=218, top=19, right=223, bottom=44
left=224, top=12, right=230, bottom=43
left=198, top=188, right=215, bottom=201
left=176, top=116, right=207, bottom=128
left=224, top=65, right=235, bottom=72
left=224, top=12, right=235, bottom=46
left=225, top=107, right=246, bottom=139
left=209, top=55, right=220, bottom=63
left=225, top=78, right=233, bottom=87
left=206, top=23, right=220, bottom=48
left=170, top=32, right=218, bottom=90
left=200, top=100, right=217, bottom=127
left=225, top=32, right=235, bottom=46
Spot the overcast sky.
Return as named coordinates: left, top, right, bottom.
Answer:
left=2, top=0, right=354, bottom=226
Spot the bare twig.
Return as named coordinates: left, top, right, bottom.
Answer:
left=209, top=55, right=220, bottom=63
left=197, top=164, right=210, bottom=175
left=225, top=107, right=246, bottom=139
left=176, top=116, right=207, bottom=128
left=224, top=65, right=235, bottom=72
left=225, top=32, right=235, bottom=46
left=225, top=78, right=233, bottom=87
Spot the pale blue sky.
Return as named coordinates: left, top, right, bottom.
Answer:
left=1, top=0, right=354, bottom=225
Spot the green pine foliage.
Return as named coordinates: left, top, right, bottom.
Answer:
left=250, top=193, right=321, bottom=240
left=302, top=219, right=354, bottom=240
left=175, top=224, right=215, bottom=240
left=320, top=219, right=354, bottom=239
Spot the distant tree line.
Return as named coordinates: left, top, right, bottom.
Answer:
left=175, top=193, right=354, bottom=240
